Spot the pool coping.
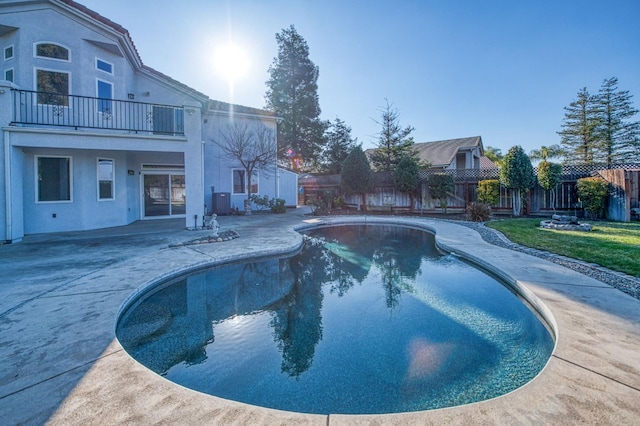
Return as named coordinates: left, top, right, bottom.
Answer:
left=1, top=213, right=639, bottom=424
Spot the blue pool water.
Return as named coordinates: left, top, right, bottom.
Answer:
left=117, top=224, right=554, bottom=414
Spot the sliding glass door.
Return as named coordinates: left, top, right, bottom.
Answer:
left=142, top=173, right=185, bottom=217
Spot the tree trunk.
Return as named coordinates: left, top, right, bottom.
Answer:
left=512, top=189, right=521, bottom=216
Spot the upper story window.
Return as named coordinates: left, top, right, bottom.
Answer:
left=35, top=42, right=70, bottom=61
left=4, top=45, right=13, bottom=61
left=97, top=79, right=113, bottom=112
left=36, top=68, right=70, bottom=106
left=96, top=58, right=113, bottom=74
left=4, top=68, right=14, bottom=82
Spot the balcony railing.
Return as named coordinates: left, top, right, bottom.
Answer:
left=10, top=89, right=185, bottom=136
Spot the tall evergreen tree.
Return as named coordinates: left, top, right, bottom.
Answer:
left=341, top=145, right=373, bottom=211
left=265, top=25, right=325, bottom=171
left=558, top=87, right=600, bottom=165
left=321, top=118, right=358, bottom=174
left=369, top=99, right=417, bottom=172
left=595, top=77, right=640, bottom=165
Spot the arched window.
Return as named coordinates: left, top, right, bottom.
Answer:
left=35, top=43, right=69, bottom=61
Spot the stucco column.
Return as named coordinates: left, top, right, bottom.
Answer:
left=182, top=104, right=204, bottom=230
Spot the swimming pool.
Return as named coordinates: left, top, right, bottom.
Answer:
left=117, top=224, right=554, bottom=414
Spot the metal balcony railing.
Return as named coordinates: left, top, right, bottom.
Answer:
left=10, top=89, right=185, bottom=136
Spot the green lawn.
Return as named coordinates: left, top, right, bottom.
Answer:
left=485, top=218, right=640, bottom=277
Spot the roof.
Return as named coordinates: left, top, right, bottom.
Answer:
left=413, top=136, right=483, bottom=167
left=53, top=0, right=223, bottom=104
left=207, top=100, right=277, bottom=118
left=479, top=156, right=497, bottom=169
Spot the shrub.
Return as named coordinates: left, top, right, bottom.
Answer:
left=306, top=191, right=334, bottom=215
left=427, top=173, right=454, bottom=213
left=333, top=196, right=345, bottom=208
left=477, top=180, right=500, bottom=206
left=250, top=194, right=270, bottom=211
left=466, top=202, right=491, bottom=222
left=576, top=177, right=608, bottom=219
left=269, top=198, right=286, bottom=213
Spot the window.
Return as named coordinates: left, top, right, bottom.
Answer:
left=232, top=169, right=258, bottom=195
left=36, top=156, right=72, bottom=202
left=97, top=158, right=114, bottom=200
left=35, top=42, right=69, bottom=61
left=4, top=68, right=13, bottom=82
left=96, top=58, right=113, bottom=74
left=4, top=45, right=13, bottom=61
left=97, top=79, right=113, bottom=112
left=36, top=68, right=69, bottom=106
left=152, top=105, right=184, bottom=135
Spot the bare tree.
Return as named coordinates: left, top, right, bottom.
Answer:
left=215, top=122, right=277, bottom=212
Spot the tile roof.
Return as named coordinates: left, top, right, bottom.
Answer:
left=55, top=1, right=211, bottom=102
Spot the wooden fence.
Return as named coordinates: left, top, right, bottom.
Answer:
left=299, top=163, right=640, bottom=220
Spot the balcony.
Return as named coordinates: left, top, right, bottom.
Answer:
left=10, top=89, right=185, bottom=136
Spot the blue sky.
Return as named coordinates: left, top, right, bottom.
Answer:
left=79, top=0, right=640, bottom=155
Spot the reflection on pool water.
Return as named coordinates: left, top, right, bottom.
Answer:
left=117, top=224, right=554, bottom=415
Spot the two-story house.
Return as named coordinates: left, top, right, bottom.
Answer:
left=413, top=136, right=485, bottom=170
left=0, top=0, right=293, bottom=243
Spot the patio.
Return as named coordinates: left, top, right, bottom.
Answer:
left=0, top=209, right=638, bottom=424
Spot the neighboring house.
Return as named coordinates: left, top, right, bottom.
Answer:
left=0, top=0, right=293, bottom=243
left=413, top=136, right=485, bottom=170
left=364, top=136, right=487, bottom=171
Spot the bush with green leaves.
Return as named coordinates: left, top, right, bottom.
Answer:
left=500, top=145, right=535, bottom=216
left=250, top=194, right=286, bottom=213
left=477, top=180, right=500, bottom=206
left=466, top=202, right=491, bottom=222
left=537, top=161, right=563, bottom=213
left=576, top=177, right=608, bottom=219
left=306, top=191, right=334, bottom=216
left=269, top=198, right=286, bottom=213
left=250, top=194, right=271, bottom=211
left=427, top=173, right=454, bottom=213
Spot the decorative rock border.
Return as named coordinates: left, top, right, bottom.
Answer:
left=169, top=230, right=240, bottom=247
left=539, top=220, right=592, bottom=231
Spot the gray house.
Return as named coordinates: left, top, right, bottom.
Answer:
left=413, top=136, right=485, bottom=170
left=0, top=0, right=295, bottom=243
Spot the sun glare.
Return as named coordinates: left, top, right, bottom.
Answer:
left=214, top=43, right=250, bottom=83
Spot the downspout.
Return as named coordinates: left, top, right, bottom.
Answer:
left=4, top=130, right=12, bottom=241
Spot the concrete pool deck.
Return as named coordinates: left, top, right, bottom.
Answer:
left=1, top=208, right=639, bottom=425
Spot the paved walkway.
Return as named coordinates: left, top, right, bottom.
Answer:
left=1, top=209, right=639, bottom=425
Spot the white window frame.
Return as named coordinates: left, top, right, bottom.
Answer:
left=35, top=155, right=73, bottom=203
left=96, top=78, right=113, bottom=113
left=33, top=41, right=71, bottom=62
left=4, top=67, right=14, bottom=82
left=97, top=158, right=115, bottom=201
left=35, top=67, right=71, bottom=106
left=4, top=44, right=14, bottom=61
left=232, top=169, right=259, bottom=195
left=95, top=58, right=114, bottom=74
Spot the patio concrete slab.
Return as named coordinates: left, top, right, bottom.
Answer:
left=1, top=211, right=639, bottom=425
